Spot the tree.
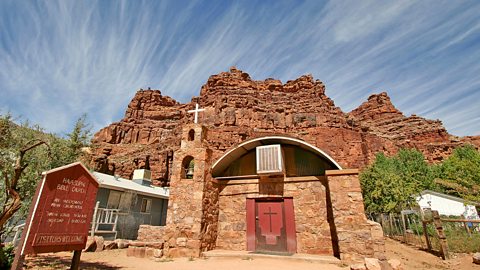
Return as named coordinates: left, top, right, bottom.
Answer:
left=360, top=149, right=435, bottom=214
left=65, top=114, right=91, bottom=163
left=0, top=114, right=92, bottom=236
left=0, top=139, right=49, bottom=230
left=434, top=145, right=480, bottom=202
left=0, top=115, right=51, bottom=234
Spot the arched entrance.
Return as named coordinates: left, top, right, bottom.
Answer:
left=212, top=136, right=342, bottom=255
left=212, top=136, right=342, bottom=178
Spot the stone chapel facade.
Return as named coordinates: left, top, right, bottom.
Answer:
left=137, top=123, right=385, bottom=263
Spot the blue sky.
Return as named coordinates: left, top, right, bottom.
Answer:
left=0, top=1, right=479, bottom=136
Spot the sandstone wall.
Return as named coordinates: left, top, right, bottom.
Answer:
left=199, top=173, right=219, bottom=251
left=216, top=177, right=335, bottom=255
left=325, top=170, right=385, bottom=263
left=160, top=125, right=212, bottom=257
left=136, top=171, right=385, bottom=262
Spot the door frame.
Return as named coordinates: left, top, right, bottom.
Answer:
left=246, top=197, right=296, bottom=253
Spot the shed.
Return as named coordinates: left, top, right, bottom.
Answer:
left=416, top=190, right=479, bottom=219
left=92, top=170, right=169, bottom=239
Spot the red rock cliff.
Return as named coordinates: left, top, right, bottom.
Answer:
left=90, top=67, right=479, bottom=186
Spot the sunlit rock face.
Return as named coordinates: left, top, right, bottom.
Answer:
left=90, top=67, right=480, bottom=186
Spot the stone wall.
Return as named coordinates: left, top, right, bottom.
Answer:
left=155, top=124, right=220, bottom=257
left=132, top=124, right=385, bottom=263
left=325, top=170, right=385, bottom=263
left=199, top=173, right=219, bottom=251
left=216, top=176, right=335, bottom=255
left=137, top=225, right=164, bottom=242
left=135, top=169, right=385, bottom=263
left=216, top=182, right=253, bottom=251
left=134, top=139, right=385, bottom=264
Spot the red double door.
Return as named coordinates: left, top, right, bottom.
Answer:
left=246, top=198, right=296, bottom=253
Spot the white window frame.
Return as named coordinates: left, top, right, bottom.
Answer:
left=256, top=144, right=283, bottom=174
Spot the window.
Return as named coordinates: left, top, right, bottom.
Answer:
left=181, top=156, right=194, bottom=179
left=256, top=144, right=283, bottom=174
left=140, top=198, right=152, bottom=213
left=118, top=191, right=134, bottom=211
left=107, top=190, right=122, bottom=209
left=188, top=129, right=195, bottom=141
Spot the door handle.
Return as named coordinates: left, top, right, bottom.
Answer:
left=255, top=216, right=259, bottom=220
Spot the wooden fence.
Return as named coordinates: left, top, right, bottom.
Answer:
left=373, top=209, right=480, bottom=260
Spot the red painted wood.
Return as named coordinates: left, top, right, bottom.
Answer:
left=284, top=198, right=297, bottom=253
left=257, top=202, right=283, bottom=245
left=246, top=198, right=255, bottom=251
left=255, top=200, right=287, bottom=252
left=20, top=163, right=99, bottom=255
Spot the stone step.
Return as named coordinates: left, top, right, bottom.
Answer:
left=129, top=241, right=164, bottom=249
left=202, top=249, right=341, bottom=265
left=127, top=246, right=163, bottom=259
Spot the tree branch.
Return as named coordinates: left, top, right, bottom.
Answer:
left=0, top=139, right=50, bottom=231
left=3, top=172, right=8, bottom=196
left=11, top=140, right=49, bottom=189
left=0, top=188, right=21, bottom=229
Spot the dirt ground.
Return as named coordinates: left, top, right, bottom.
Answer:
left=384, top=238, right=480, bottom=270
left=22, top=238, right=480, bottom=270
left=23, top=250, right=344, bottom=270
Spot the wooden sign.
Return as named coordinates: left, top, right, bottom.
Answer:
left=12, top=162, right=98, bottom=269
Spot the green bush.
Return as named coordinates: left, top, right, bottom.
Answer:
left=434, top=144, right=480, bottom=203
left=445, top=229, right=480, bottom=253
left=360, top=149, right=435, bottom=214
left=408, top=222, right=436, bottom=237
left=0, top=244, right=15, bottom=269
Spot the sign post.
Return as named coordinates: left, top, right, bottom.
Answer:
left=11, top=162, right=99, bottom=270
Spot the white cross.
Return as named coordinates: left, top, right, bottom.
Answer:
left=187, top=103, right=205, bottom=124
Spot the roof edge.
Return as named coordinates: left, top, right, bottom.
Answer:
left=419, top=190, right=480, bottom=206
left=212, top=135, right=342, bottom=176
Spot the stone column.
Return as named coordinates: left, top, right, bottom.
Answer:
left=326, top=169, right=385, bottom=263
left=163, top=124, right=213, bottom=257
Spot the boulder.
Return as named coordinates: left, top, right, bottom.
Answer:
left=473, top=253, right=480, bottom=264
left=365, top=258, right=381, bottom=270
left=104, top=241, right=118, bottom=250
left=388, top=259, right=402, bottom=270
left=94, top=236, right=104, bottom=252
left=153, top=248, right=163, bottom=258
left=350, top=263, right=367, bottom=270
left=84, top=236, right=104, bottom=252
left=115, top=239, right=130, bottom=249
left=84, top=236, right=97, bottom=252
left=379, top=260, right=393, bottom=270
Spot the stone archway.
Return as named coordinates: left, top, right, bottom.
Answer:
left=212, top=136, right=342, bottom=177
left=211, top=136, right=347, bottom=255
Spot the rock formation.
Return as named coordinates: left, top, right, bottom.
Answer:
left=91, top=67, right=479, bottom=186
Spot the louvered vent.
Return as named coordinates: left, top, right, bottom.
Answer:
left=256, top=144, right=283, bottom=174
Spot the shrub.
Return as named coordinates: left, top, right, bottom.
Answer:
left=0, top=244, right=15, bottom=269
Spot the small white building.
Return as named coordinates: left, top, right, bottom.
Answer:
left=92, top=169, right=169, bottom=239
left=416, top=190, right=479, bottom=219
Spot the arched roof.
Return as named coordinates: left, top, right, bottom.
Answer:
left=211, top=136, right=342, bottom=176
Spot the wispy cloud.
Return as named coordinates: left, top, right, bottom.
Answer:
left=0, top=0, right=479, bottom=136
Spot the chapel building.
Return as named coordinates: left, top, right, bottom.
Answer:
left=137, top=122, right=385, bottom=263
